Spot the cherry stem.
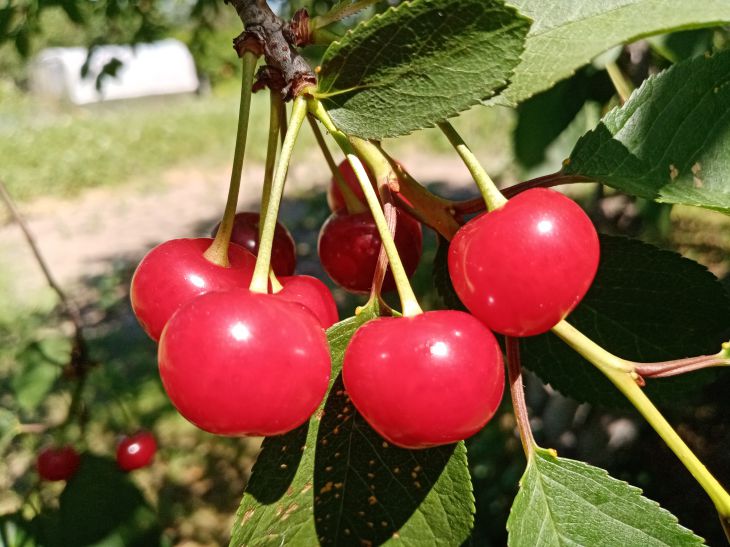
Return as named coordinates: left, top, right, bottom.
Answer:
left=309, top=100, right=421, bottom=316
left=348, top=136, right=424, bottom=317
left=307, top=114, right=366, bottom=214
left=205, top=51, right=258, bottom=267
left=250, top=95, right=308, bottom=293
left=437, top=120, right=507, bottom=212
left=368, top=186, right=397, bottom=302
left=606, top=61, right=632, bottom=104
left=454, top=172, right=593, bottom=216
left=506, top=337, right=536, bottom=458
left=552, top=319, right=730, bottom=518
left=311, top=0, right=379, bottom=29
left=279, top=100, right=288, bottom=146
left=634, top=352, right=730, bottom=379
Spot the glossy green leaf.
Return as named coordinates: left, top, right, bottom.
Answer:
left=564, top=50, right=730, bottom=213
left=507, top=447, right=703, bottom=545
left=499, top=0, right=730, bottom=105
left=521, top=235, right=730, bottom=407
left=317, top=0, right=530, bottom=139
left=11, top=338, right=67, bottom=412
left=231, top=307, right=474, bottom=545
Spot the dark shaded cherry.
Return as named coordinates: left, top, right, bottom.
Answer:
left=116, top=431, right=157, bottom=471
left=130, top=238, right=256, bottom=341
left=448, top=188, right=600, bottom=337
left=158, top=289, right=331, bottom=436
left=317, top=208, right=422, bottom=294
left=343, top=310, right=504, bottom=449
left=276, top=275, right=339, bottom=329
left=211, top=212, right=297, bottom=276
left=37, top=445, right=81, bottom=481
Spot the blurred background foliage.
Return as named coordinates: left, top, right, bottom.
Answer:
left=1, top=1, right=729, bottom=545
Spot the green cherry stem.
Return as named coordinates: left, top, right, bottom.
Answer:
left=205, top=51, right=258, bottom=267
left=437, top=120, right=507, bottom=212
left=249, top=95, right=308, bottom=293
left=309, top=99, right=422, bottom=317
left=606, top=61, right=633, bottom=104
left=259, top=90, right=282, bottom=240
left=307, top=114, right=366, bottom=214
left=552, top=319, right=730, bottom=518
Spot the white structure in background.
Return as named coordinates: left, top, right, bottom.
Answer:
left=28, top=39, right=200, bottom=105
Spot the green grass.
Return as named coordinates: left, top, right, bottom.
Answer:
left=0, top=76, right=513, bottom=203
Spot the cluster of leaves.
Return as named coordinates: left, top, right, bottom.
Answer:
left=230, top=0, right=730, bottom=545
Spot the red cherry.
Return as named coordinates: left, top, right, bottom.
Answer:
left=448, top=188, right=600, bottom=337
left=327, top=160, right=375, bottom=212
left=343, top=311, right=504, bottom=449
left=116, top=431, right=157, bottom=471
left=158, top=289, right=331, bottom=436
left=276, top=275, right=339, bottom=329
left=211, top=212, right=297, bottom=276
left=130, top=238, right=256, bottom=341
left=317, top=208, right=422, bottom=294
left=37, top=445, right=81, bottom=481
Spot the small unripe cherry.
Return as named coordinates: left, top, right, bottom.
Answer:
left=158, top=289, right=331, bottom=436
left=211, top=212, right=297, bottom=276
left=448, top=188, right=600, bottom=337
left=37, top=445, right=81, bottom=481
left=116, top=431, right=157, bottom=471
left=343, top=310, right=504, bottom=449
left=130, top=238, right=256, bottom=341
left=318, top=208, right=422, bottom=294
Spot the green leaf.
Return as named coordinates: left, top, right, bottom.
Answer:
left=499, top=0, right=730, bottom=105
left=0, top=512, right=40, bottom=547
left=12, top=338, right=67, bottom=412
left=564, top=50, right=730, bottom=213
left=41, top=455, right=163, bottom=546
left=231, top=308, right=474, bottom=545
left=521, top=235, right=730, bottom=407
left=317, top=0, right=530, bottom=139
left=507, top=447, right=703, bottom=546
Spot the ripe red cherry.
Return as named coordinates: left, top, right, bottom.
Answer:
left=276, top=275, right=339, bottom=329
left=158, top=289, right=331, bottom=436
left=37, top=445, right=81, bottom=481
left=130, top=238, right=256, bottom=341
left=211, top=212, right=297, bottom=276
left=318, top=208, right=422, bottom=294
left=343, top=311, right=504, bottom=449
left=116, top=431, right=157, bottom=471
left=327, top=160, right=375, bottom=212
left=448, top=188, right=600, bottom=337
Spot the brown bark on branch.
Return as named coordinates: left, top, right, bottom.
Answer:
left=227, top=0, right=316, bottom=99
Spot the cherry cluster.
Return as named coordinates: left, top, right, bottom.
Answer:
left=130, top=156, right=599, bottom=450
left=36, top=431, right=157, bottom=481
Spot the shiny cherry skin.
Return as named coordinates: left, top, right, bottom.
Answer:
left=116, top=431, right=157, bottom=471
left=318, top=208, right=422, bottom=294
left=275, top=275, right=339, bottom=329
left=448, top=188, right=600, bottom=337
left=327, top=160, right=375, bottom=212
left=37, top=445, right=81, bottom=481
left=158, top=289, right=331, bottom=436
left=130, top=238, right=256, bottom=341
left=211, top=212, right=297, bottom=276
left=343, top=310, right=504, bottom=449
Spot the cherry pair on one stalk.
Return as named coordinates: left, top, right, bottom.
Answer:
left=116, top=431, right=157, bottom=471
left=158, top=289, right=331, bottom=436
left=343, top=310, right=504, bottom=449
left=211, top=211, right=296, bottom=276
left=37, top=445, right=81, bottom=481
left=448, top=188, right=600, bottom=337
